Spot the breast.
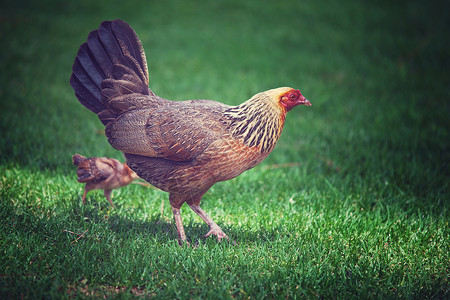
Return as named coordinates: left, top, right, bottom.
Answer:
left=202, top=138, right=267, bottom=181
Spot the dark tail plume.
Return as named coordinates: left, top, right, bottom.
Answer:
left=72, top=153, right=86, bottom=166
left=70, top=20, right=153, bottom=125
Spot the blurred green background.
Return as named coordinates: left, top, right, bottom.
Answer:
left=0, top=0, right=448, bottom=298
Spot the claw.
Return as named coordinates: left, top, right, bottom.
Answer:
left=177, top=239, right=190, bottom=247
left=204, top=227, right=229, bottom=241
left=188, top=204, right=230, bottom=242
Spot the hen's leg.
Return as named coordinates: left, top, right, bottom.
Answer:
left=169, top=193, right=190, bottom=245
left=171, top=206, right=188, bottom=245
left=188, top=204, right=229, bottom=241
left=103, top=189, right=115, bottom=207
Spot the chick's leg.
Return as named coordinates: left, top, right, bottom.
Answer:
left=82, top=188, right=88, bottom=204
left=188, top=204, right=229, bottom=241
left=82, top=184, right=93, bottom=204
left=103, top=189, right=115, bottom=208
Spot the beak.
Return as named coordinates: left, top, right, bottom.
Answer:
left=302, top=99, right=312, bottom=106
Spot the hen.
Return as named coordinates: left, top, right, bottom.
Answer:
left=70, top=20, right=311, bottom=243
left=72, top=154, right=139, bottom=207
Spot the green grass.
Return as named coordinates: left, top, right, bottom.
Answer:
left=1, top=0, right=449, bottom=298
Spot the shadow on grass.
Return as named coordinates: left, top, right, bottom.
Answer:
left=105, top=210, right=288, bottom=246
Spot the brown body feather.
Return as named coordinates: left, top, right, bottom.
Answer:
left=70, top=20, right=310, bottom=243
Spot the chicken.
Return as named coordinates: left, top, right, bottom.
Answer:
left=70, top=20, right=311, bottom=243
left=72, top=154, right=139, bottom=207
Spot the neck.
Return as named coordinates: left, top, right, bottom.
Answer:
left=224, top=92, right=286, bottom=153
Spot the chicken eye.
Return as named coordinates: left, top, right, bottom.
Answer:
left=289, top=94, right=296, bottom=100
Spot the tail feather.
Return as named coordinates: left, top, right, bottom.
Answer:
left=108, top=20, right=148, bottom=75
left=114, top=53, right=149, bottom=87
left=70, top=43, right=105, bottom=114
left=72, top=154, right=95, bottom=183
left=72, top=154, right=111, bottom=183
left=76, top=166, right=95, bottom=183
left=72, top=154, right=86, bottom=166
left=70, top=20, right=152, bottom=123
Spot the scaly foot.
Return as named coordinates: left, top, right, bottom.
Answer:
left=204, top=227, right=229, bottom=241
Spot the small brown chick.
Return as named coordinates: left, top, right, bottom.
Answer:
left=72, top=154, right=139, bottom=207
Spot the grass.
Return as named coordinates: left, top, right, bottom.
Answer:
left=0, top=0, right=449, bottom=298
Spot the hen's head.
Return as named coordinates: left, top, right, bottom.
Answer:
left=265, top=87, right=311, bottom=112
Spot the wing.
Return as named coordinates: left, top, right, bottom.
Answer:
left=106, top=101, right=231, bottom=162
left=147, top=105, right=228, bottom=161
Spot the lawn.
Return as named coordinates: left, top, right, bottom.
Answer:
left=0, top=0, right=449, bottom=298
